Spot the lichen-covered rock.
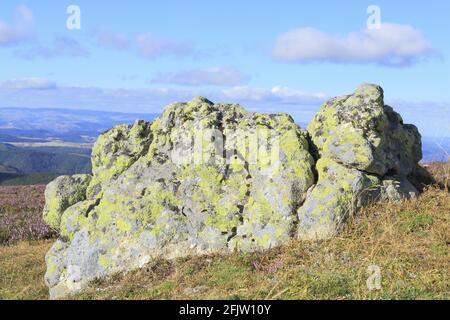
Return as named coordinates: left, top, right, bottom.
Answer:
left=380, top=176, right=419, bottom=202
left=43, top=175, right=92, bottom=230
left=43, top=85, right=428, bottom=298
left=297, top=158, right=380, bottom=240
left=300, top=83, right=424, bottom=239
left=87, top=120, right=153, bottom=200
left=44, top=96, right=315, bottom=298
left=408, top=165, right=435, bottom=192
left=308, top=84, right=422, bottom=176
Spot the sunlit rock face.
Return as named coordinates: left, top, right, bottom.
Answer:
left=298, top=84, right=425, bottom=240
left=43, top=84, right=426, bottom=298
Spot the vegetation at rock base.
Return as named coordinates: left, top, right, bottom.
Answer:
left=425, top=162, right=450, bottom=190
left=0, top=163, right=448, bottom=300
left=0, top=185, right=55, bottom=245
left=72, top=186, right=450, bottom=300
left=0, top=240, right=53, bottom=299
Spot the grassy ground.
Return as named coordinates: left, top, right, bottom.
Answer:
left=0, top=240, right=52, bottom=299
left=74, top=187, right=449, bottom=300
left=0, top=185, right=448, bottom=300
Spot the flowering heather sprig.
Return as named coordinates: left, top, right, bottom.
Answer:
left=0, top=185, right=46, bottom=209
left=0, top=185, right=55, bottom=245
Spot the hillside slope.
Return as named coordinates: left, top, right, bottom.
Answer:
left=0, top=143, right=91, bottom=175
left=0, top=164, right=20, bottom=174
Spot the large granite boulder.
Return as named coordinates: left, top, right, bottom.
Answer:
left=43, top=85, right=426, bottom=298
left=44, top=96, right=316, bottom=298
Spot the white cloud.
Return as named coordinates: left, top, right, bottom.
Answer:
left=95, top=29, right=130, bottom=50
left=272, top=23, right=433, bottom=67
left=1, top=79, right=447, bottom=138
left=14, top=36, right=89, bottom=59
left=135, top=33, right=193, bottom=58
left=151, top=67, right=250, bottom=86
left=0, top=78, right=57, bottom=90
left=89, top=28, right=198, bottom=60
left=0, top=81, right=196, bottom=112
left=0, top=78, right=326, bottom=115
left=0, top=5, right=34, bottom=46
left=222, top=86, right=327, bottom=105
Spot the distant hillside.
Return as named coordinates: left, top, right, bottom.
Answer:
left=0, top=164, right=20, bottom=174
left=0, top=143, right=91, bottom=176
left=0, top=107, right=159, bottom=143
left=0, top=173, right=61, bottom=186
left=422, top=137, right=450, bottom=162
left=0, top=133, right=48, bottom=143
left=0, top=108, right=159, bottom=185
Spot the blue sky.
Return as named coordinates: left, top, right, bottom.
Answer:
left=0, top=0, right=449, bottom=137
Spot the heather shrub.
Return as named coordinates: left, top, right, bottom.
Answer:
left=0, top=186, right=55, bottom=245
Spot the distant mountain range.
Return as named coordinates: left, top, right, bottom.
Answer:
left=422, top=136, right=450, bottom=162
left=0, top=142, right=92, bottom=185
left=0, top=107, right=448, bottom=185
left=0, top=143, right=91, bottom=174
left=0, top=107, right=158, bottom=185
left=0, top=107, right=159, bottom=143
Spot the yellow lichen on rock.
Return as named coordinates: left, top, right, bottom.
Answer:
left=42, top=85, right=427, bottom=299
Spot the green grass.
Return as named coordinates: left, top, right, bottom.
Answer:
left=399, top=211, right=434, bottom=233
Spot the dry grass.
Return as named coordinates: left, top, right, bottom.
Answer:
left=0, top=240, right=53, bottom=300
left=0, top=164, right=448, bottom=300
left=74, top=186, right=449, bottom=300
left=425, top=162, right=450, bottom=190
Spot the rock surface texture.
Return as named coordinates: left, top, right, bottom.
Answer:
left=43, top=84, right=426, bottom=298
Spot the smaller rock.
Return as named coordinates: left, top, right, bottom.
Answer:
left=43, top=175, right=92, bottom=230
left=297, top=158, right=380, bottom=240
left=408, top=165, right=435, bottom=192
left=380, top=176, right=419, bottom=202
left=308, top=84, right=423, bottom=177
